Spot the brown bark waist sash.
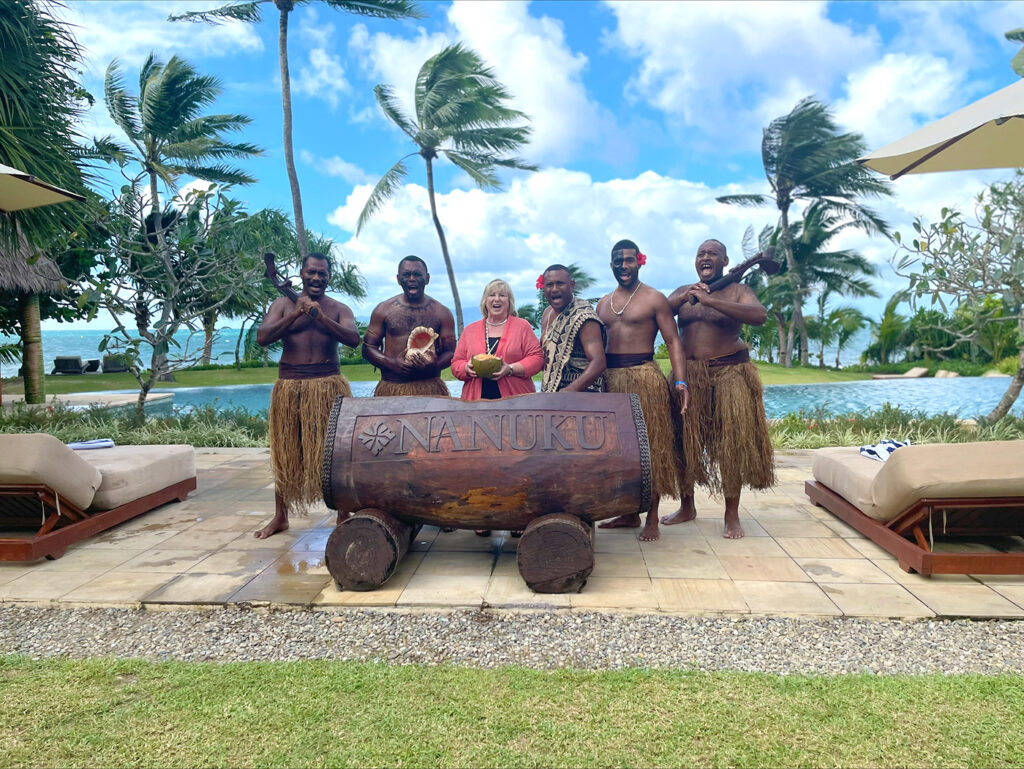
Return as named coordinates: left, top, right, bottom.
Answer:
left=605, top=352, right=655, bottom=369
left=698, top=348, right=750, bottom=369
left=278, top=361, right=341, bottom=380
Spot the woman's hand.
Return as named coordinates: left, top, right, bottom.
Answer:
left=465, top=360, right=478, bottom=378
left=493, top=362, right=513, bottom=379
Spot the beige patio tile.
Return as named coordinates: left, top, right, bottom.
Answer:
left=145, top=572, right=256, bottom=604
left=396, top=573, right=489, bottom=606
left=292, top=529, right=333, bottom=552
left=652, top=578, right=748, bottom=613
left=188, top=549, right=281, bottom=575
left=641, top=548, right=730, bottom=580
left=112, top=550, right=210, bottom=574
left=734, top=580, right=841, bottom=616
left=33, top=547, right=143, bottom=573
left=187, top=515, right=267, bottom=533
left=592, top=531, right=644, bottom=554
left=429, top=528, right=504, bottom=552
left=491, top=553, right=520, bottom=578
left=220, top=530, right=303, bottom=551
left=314, top=553, right=423, bottom=606
left=591, top=552, right=648, bottom=578
left=272, top=551, right=329, bottom=577
left=870, top=558, right=977, bottom=585
left=748, top=505, right=816, bottom=522
left=823, top=519, right=863, bottom=539
left=159, top=530, right=249, bottom=551
left=484, top=575, right=570, bottom=608
left=971, top=574, right=1024, bottom=586
left=847, top=538, right=897, bottom=561
left=719, top=556, right=810, bottom=582
left=228, top=572, right=331, bottom=605
left=759, top=520, right=837, bottom=539
left=695, top=518, right=769, bottom=539
left=570, top=577, right=659, bottom=610
left=414, top=551, right=495, bottom=578
left=62, top=571, right=175, bottom=604
left=708, top=537, right=787, bottom=558
left=0, top=570, right=99, bottom=601
left=819, top=583, right=934, bottom=618
left=795, top=558, right=894, bottom=584
left=79, top=529, right=180, bottom=551
left=990, top=585, right=1024, bottom=610
left=905, top=582, right=1024, bottom=617
left=776, top=537, right=862, bottom=559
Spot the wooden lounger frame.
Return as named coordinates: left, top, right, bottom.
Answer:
left=805, top=480, right=1024, bottom=576
left=0, top=477, right=196, bottom=561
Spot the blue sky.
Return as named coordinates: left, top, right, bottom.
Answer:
left=51, top=0, right=1022, bottom=329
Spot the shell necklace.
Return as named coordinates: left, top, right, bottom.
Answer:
left=485, top=317, right=506, bottom=355
left=609, top=282, right=642, bottom=315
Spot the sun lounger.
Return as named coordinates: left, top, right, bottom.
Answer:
left=84, top=359, right=100, bottom=373
left=805, top=442, right=1024, bottom=576
left=101, top=355, right=129, bottom=374
left=871, top=366, right=928, bottom=380
left=50, top=356, right=88, bottom=375
left=0, top=434, right=196, bottom=561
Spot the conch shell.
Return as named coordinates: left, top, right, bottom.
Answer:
left=404, top=326, right=439, bottom=363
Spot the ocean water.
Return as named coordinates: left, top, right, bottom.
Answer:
left=0, top=327, right=271, bottom=378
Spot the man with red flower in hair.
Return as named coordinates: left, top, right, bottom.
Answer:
left=595, top=239, right=689, bottom=542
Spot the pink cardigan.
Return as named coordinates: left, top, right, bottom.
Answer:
left=451, top=316, right=543, bottom=400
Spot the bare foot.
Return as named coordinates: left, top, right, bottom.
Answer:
left=639, top=515, right=660, bottom=542
left=662, top=503, right=697, bottom=526
left=599, top=514, right=641, bottom=530
left=474, top=530, right=491, bottom=537
left=723, top=508, right=744, bottom=539
left=254, top=514, right=288, bottom=539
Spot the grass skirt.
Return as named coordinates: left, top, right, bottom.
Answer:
left=605, top=360, right=685, bottom=500
left=269, top=373, right=351, bottom=512
left=374, top=378, right=451, bottom=397
left=681, top=359, right=775, bottom=497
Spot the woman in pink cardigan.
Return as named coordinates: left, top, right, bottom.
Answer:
left=451, top=278, right=544, bottom=401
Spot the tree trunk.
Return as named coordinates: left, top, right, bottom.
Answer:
left=19, top=292, right=45, bottom=405
left=424, top=155, right=464, bottom=335
left=277, top=4, right=308, bottom=258
left=985, top=344, right=1024, bottom=422
left=818, top=340, right=825, bottom=368
left=201, top=309, right=217, bottom=365
left=774, top=310, right=788, bottom=368
left=797, top=312, right=810, bottom=366
left=234, top=318, right=248, bottom=369
left=778, top=206, right=803, bottom=368
left=134, top=373, right=154, bottom=426
left=835, top=345, right=842, bottom=369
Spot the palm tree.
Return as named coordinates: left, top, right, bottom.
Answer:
left=358, top=43, right=538, bottom=334
left=170, top=0, right=422, bottom=258
left=865, top=293, right=909, bottom=365
left=717, top=96, right=892, bottom=367
left=96, top=54, right=261, bottom=222
left=830, top=305, right=869, bottom=369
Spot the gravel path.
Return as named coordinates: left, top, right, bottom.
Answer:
left=4, top=605, right=1024, bottom=674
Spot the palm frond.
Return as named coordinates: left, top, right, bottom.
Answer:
left=716, top=193, right=771, bottom=208
left=168, top=1, right=266, bottom=24
left=374, top=84, right=417, bottom=138
left=443, top=150, right=500, bottom=189
left=322, top=0, right=425, bottom=20
left=104, top=59, right=142, bottom=140
left=357, top=157, right=411, bottom=234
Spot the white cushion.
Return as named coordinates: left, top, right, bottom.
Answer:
left=82, top=444, right=195, bottom=510
left=811, top=447, right=885, bottom=521
left=0, top=433, right=101, bottom=510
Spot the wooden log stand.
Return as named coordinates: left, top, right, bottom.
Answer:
left=516, top=513, right=594, bottom=593
left=324, top=508, right=418, bottom=591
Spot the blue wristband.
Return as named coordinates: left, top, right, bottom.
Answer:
left=675, top=380, right=688, bottom=388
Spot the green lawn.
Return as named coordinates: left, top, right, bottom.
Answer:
left=3, top=360, right=865, bottom=396
left=1, top=656, right=1022, bottom=768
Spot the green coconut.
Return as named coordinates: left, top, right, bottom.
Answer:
left=472, top=353, right=503, bottom=378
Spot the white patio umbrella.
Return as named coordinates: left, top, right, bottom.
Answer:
left=856, top=78, right=1024, bottom=179
left=0, top=161, right=84, bottom=212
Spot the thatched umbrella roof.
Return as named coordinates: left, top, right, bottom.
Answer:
left=0, top=237, right=65, bottom=294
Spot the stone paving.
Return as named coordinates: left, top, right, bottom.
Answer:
left=2, top=447, right=1023, bottom=618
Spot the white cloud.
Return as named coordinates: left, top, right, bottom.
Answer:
left=326, top=168, right=780, bottom=318
left=835, top=53, right=965, bottom=147
left=301, top=150, right=374, bottom=185
left=293, top=10, right=350, bottom=110
left=603, top=1, right=879, bottom=144
left=59, top=1, right=263, bottom=75
left=348, top=1, right=617, bottom=164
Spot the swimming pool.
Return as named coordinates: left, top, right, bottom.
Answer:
left=101, top=375, right=1024, bottom=419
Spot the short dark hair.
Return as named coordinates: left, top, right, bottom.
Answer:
left=611, top=239, right=639, bottom=255
left=543, top=264, right=572, bottom=280
left=398, top=255, right=428, bottom=273
left=700, top=239, right=728, bottom=255
left=302, top=251, right=331, bottom=275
